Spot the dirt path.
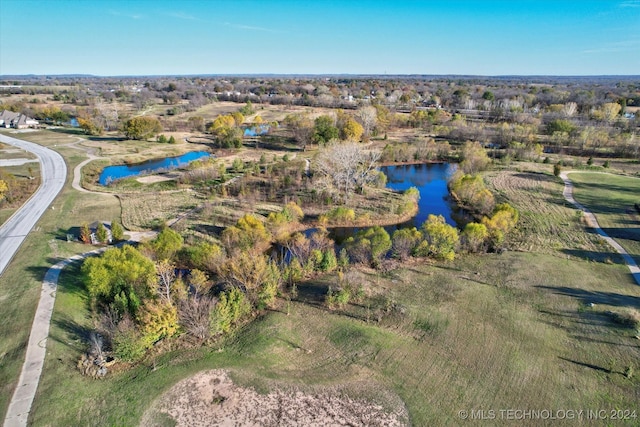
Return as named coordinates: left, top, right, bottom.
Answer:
left=561, top=171, right=640, bottom=285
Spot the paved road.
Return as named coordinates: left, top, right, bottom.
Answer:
left=561, top=171, right=640, bottom=285
left=0, top=134, right=66, bottom=277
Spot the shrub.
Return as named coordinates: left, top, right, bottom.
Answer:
left=345, top=226, right=392, bottom=267
left=392, top=227, right=422, bottom=260
left=210, top=287, right=251, bottom=335
left=416, top=214, right=459, bottom=261
left=320, top=206, right=356, bottom=224
left=461, top=222, right=489, bottom=253
left=553, top=162, right=562, bottom=177
left=111, top=220, right=124, bottom=242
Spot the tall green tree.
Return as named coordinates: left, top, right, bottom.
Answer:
left=81, top=245, right=157, bottom=315
left=312, top=115, right=339, bottom=145
left=150, top=227, right=184, bottom=261
left=123, top=116, right=163, bottom=140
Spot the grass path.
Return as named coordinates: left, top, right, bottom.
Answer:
left=561, top=171, right=640, bottom=285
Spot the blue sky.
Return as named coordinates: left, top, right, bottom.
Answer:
left=1, top=0, right=639, bottom=76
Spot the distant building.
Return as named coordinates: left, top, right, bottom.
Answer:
left=0, top=110, right=39, bottom=129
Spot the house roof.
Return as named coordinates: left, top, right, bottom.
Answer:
left=0, top=110, right=38, bottom=127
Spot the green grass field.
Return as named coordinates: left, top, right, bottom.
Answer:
left=569, top=172, right=640, bottom=268
left=28, top=252, right=640, bottom=426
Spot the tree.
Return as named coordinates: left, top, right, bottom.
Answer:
left=314, top=142, right=381, bottom=203
left=80, top=223, right=92, bottom=244
left=392, top=227, right=422, bottom=260
left=81, top=245, right=157, bottom=316
left=239, top=101, right=254, bottom=116
left=482, top=91, right=495, bottom=101
left=188, top=116, right=205, bottom=132
left=77, top=117, right=103, bottom=136
left=340, top=117, right=364, bottom=142
left=461, top=222, right=489, bottom=253
left=150, top=227, right=183, bottom=261
left=355, top=105, right=377, bottom=138
left=96, top=222, right=109, bottom=244
left=221, top=214, right=271, bottom=255
left=284, top=114, right=314, bottom=150
left=460, top=141, right=490, bottom=174
left=591, top=102, right=621, bottom=122
left=182, top=241, right=224, bottom=272
left=156, top=259, right=177, bottom=303
left=218, top=252, right=270, bottom=299
left=123, top=116, right=163, bottom=140
left=111, top=220, right=124, bottom=242
left=208, top=114, right=243, bottom=148
left=312, top=115, right=339, bottom=145
left=345, top=226, right=391, bottom=267
left=179, top=295, right=214, bottom=341
left=0, top=180, right=7, bottom=201
left=137, top=300, right=179, bottom=347
left=415, top=215, right=459, bottom=261
left=546, top=119, right=576, bottom=136
left=211, top=287, right=251, bottom=335
left=482, top=203, right=519, bottom=248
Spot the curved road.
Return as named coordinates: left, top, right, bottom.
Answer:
left=0, top=134, right=67, bottom=277
left=561, top=171, right=640, bottom=286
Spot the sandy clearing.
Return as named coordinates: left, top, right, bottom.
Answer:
left=136, top=174, right=177, bottom=184
left=140, top=369, right=408, bottom=427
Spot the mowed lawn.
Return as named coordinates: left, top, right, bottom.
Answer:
left=29, top=251, right=640, bottom=426
left=569, top=172, right=640, bottom=268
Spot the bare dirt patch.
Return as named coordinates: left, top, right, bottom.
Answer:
left=136, top=174, right=177, bottom=184
left=140, top=369, right=408, bottom=427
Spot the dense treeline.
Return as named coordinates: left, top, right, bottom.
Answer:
left=1, top=75, right=638, bottom=158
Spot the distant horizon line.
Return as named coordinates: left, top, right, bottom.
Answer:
left=1, top=73, right=639, bottom=80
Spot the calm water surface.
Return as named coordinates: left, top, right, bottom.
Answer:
left=99, top=151, right=211, bottom=185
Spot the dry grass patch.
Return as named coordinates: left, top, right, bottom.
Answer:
left=119, top=190, right=202, bottom=230
left=486, top=167, right=604, bottom=255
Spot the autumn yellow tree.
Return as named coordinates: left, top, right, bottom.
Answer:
left=0, top=180, right=8, bottom=201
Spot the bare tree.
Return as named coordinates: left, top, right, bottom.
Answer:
left=314, top=142, right=381, bottom=203
left=355, top=105, right=377, bottom=139
left=179, top=295, right=215, bottom=341
left=157, top=259, right=176, bottom=302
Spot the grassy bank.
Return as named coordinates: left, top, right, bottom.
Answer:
left=29, top=251, right=640, bottom=426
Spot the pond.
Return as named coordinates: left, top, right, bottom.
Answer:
left=243, top=124, right=270, bottom=137
left=381, top=163, right=459, bottom=227
left=99, top=151, right=211, bottom=185
left=309, top=162, right=463, bottom=244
